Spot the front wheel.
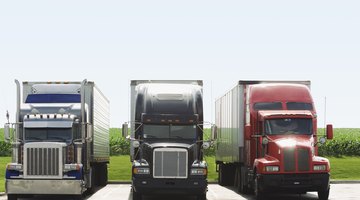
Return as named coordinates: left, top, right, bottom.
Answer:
left=318, top=188, right=330, bottom=200
left=132, top=189, right=142, bottom=200
left=7, top=194, right=18, bottom=200
left=238, top=167, right=251, bottom=194
left=197, top=193, right=206, bottom=200
left=72, top=194, right=83, bottom=200
left=254, top=174, right=264, bottom=200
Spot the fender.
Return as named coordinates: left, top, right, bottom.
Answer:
left=253, top=155, right=280, bottom=174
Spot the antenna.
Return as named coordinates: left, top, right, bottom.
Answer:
left=211, top=80, right=213, bottom=124
left=324, top=97, right=326, bottom=135
left=6, top=110, right=9, bottom=123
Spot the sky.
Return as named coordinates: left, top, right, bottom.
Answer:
left=0, top=0, right=359, bottom=128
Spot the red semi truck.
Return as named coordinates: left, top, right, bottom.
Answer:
left=214, top=81, right=333, bottom=200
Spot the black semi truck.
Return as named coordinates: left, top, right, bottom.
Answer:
left=123, top=80, right=208, bottom=200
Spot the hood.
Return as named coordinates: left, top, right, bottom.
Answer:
left=270, top=135, right=314, bottom=149
left=265, top=135, right=315, bottom=162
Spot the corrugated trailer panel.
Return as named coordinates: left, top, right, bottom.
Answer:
left=215, top=84, right=245, bottom=163
left=92, top=85, right=110, bottom=162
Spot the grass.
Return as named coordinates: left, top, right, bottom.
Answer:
left=328, top=156, right=360, bottom=180
left=0, top=157, right=11, bottom=193
left=108, top=156, right=132, bottom=181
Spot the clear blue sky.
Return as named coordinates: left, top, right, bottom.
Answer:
left=1, top=1, right=359, bottom=128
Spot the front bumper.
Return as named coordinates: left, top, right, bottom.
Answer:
left=258, top=173, right=330, bottom=193
left=133, top=177, right=207, bottom=195
left=6, top=179, right=85, bottom=195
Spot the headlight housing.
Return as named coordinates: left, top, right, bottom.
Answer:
left=191, top=168, right=207, bottom=175
left=265, top=166, right=280, bottom=172
left=133, top=168, right=150, bottom=175
left=313, top=165, right=326, bottom=171
left=7, top=163, right=23, bottom=171
left=64, top=164, right=82, bottom=172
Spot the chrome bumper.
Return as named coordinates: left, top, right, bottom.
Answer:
left=6, top=179, right=85, bottom=195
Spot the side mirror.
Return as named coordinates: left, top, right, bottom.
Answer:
left=122, top=123, right=128, bottom=138
left=202, top=141, right=210, bottom=149
left=245, top=125, right=251, bottom=140
left=132, top=140, right=140, bottom=148
left=319, top=137, right=326, bottom=144
left=262, top=136, right=269, bottom=145
left=326, top=124, right=333, bottom=140
left=4, top=124, right=10, bottom=142
left=211, top=125, right=218, bottom=140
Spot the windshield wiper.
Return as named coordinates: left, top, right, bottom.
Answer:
left=48, top=136, right=68, bottom=142
left=26, top=136, right=43, bottom=141
left=144, top=135, right=158, bottom=139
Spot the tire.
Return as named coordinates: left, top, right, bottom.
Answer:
left=87, top=167, right=96, bottom=194
left=72, top=194, right=83, bottom=200
left=197, top=193, right=206, bottom=200
left=318, top=188, right=330, bottom=200
left=132, top=189, right=142, bottom=200
left=99, top=164, right=108, bottom=186
left=218, top=163, right=235, bottom=186
left=218, top=163, right=224, bottom=185
left=254, top=174, right=264, bottom=200
left=7, top=194, right=17, bottom=200
left=238, top=167, right=250, bottom=194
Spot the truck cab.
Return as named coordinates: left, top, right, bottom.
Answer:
left=247, top=83, right=333, bottom=200
left=253, top=110, right=332, bottom=199
left=124, top=81, right=208, bottom=200
left=215, top=81, right=333, bottom=200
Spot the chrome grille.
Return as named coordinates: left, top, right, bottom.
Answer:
left=24, top=142, right=64, bottom=178
left=153, top=148, right=188, bottom=179
left=27, top=147, right=59, bottom=176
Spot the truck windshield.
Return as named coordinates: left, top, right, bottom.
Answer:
left=142, top=125, right=197, bottom=139
left=25, top=128, right=72, bottom=142
left=265, top=118, right=312, bottom=135
left=253, top=102, right=282, bottom=110
left=286, top=102, right=313, bottom=110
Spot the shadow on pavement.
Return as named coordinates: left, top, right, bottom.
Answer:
left=223, top=185, right=319, bottom=200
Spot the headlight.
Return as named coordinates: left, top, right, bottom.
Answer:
left=7, top=163, right=22, bottom=171
left=265, top=166, right=279, bottom=172
left=313, top=165, right=326, bottom=171
left=64, top=164, right=81, bottom=172
left=133, top=168, right=150, bottom=175
left=191, top=168, right=207, bottom=175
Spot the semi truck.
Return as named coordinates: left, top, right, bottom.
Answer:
left=122, top=80, right=209, bottom=200
left=214, top=80, right=333, bottom=200
left=4, top=80, right=110, bottom=200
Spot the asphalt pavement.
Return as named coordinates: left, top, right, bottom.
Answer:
left=1, top=183, right=359, bottom=200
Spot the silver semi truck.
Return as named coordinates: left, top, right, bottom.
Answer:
left=123, top=80, right=209, bottom=200
left=4, top=80, right=110, bottom=200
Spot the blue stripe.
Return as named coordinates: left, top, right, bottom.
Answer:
left=25, top=94, right=81, bottom=103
